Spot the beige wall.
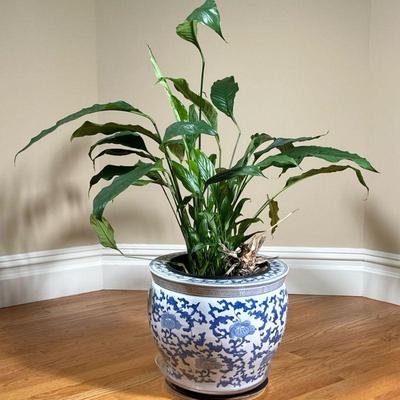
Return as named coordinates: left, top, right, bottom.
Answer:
left=364, top=0, right=400, bottom=253
left=0, top=0, right=98, bottom=254
left=1, top=0, right=399, bottom=255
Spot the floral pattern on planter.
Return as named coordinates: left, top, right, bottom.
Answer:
left=229, top=321, right=256, bottom=339
left=161, top=313, right=182, bottom=330
left=149, top=283, right=288, bottom=392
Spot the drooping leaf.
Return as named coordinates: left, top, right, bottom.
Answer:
left=15, top=101, right=153, bottom=160
left=186, top=0, right=225, bottom=40
left=70, top=121, right=159, bottom=143
left=90, top=214, right=119, bottom=251
left=165, top=77, right=218, bottom=129
left=210, top=76, right=239, bottom=119
left=256, top=153, right=299, bottom=171
left=254, top=134, right=326, bottom=160
left=236, top=133, right=275, bottom=166
left=171, top=161, right=201, bottom=195
left=93, top=161, right=162, bottom=217
left=206, top=165, right=263, bottom=186
left=268, top=197, right=279, bottom=234
left=92, top=148, right=156, bottom=164
left=164, top=121, right=217, bottom=143
left=89, top=163, right=165, bottom=192
left=88, top=131, right=148, bottom=160
left=148, top=46, right=188, bottom=122
left=281, top=146, right=378, bottom=172
left=285, top=164, right=370, bottom=193
left=176, top=20, right=200, bottom=51
left=89, top=165, right=136, bottom=191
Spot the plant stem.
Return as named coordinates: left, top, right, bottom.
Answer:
left=229, top=117, right=242, bottom=168
left=198, top=49, right=206, bottom=149
left=253, top=186, right=288, bottom=220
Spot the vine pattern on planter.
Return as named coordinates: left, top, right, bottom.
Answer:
left=149, top=285, right=288, bottom=388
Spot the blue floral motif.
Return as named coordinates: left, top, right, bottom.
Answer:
left=229, top=321, right=256, bottom=339
left=161, top=312, right=182, bottom=330
left=149, top=285, right=288, bottom=392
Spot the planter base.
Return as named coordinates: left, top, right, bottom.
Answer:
left=165, top=377, right=269, bottom=400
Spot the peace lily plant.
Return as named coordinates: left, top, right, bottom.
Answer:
left=16, top=0, right=377, bottom=278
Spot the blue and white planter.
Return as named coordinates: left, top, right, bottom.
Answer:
left=148, top=253, right=289, bottom=399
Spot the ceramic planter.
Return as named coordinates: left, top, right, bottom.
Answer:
left=148, top=253, right=289, bottom=399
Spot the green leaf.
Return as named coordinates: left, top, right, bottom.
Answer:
left=90, top=214, right=119, bottom=251
left=268, top=197, right=279, bottom=234
left=282, top=146, right=378, bottom=172
left=254, top=134, right=325, bottom=160
left=171, top=161, right=201, bottom=195
left=176, top=20, right=201, bottom=51
left=165, top=77, right=218, bottom=129
left=89, top=165, right=136, bottom=191
left=164, top=140, right=185, bottom=161
left=237, top=217, right=262, bottom=236
left=206, top=165, right=263, bottom=186
left=256, top=153, right=299, bottom=171
left=186, top=0, right=225, bottom=40
left=70, top=121, right=159, bottom=143
left=189, top=104, right=199, bottom=122
left=164, top=121, right=217, bottom=143
left=88, top=131, right=148, bottom=160
left=210, top=76, right=239, bottom=119
left=193, top=149, right=216, bottom=182
left=92, top=148, right=156, bottom=164
left=93, top=161, right=162, bottom=217
left=285, top=164, right=370, bottom=193
left=15, top=101, right=153, bottom=160
left=148, top=46, right=188, bottom=122
left=236, top=133, right=274, bottom=166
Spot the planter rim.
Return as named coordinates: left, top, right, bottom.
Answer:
left=149, top=252, right=288, bottom=296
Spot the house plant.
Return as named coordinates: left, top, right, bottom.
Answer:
left=15, top=0, right=377, bottom=398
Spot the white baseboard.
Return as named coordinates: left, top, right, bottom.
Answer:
left=1, top=244, right=399, bottom=308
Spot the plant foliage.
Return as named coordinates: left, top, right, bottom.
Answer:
left=15, top=0, right=377, bottom=277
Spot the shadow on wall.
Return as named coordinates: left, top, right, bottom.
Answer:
left=0, top=142, right=93, bottom=256
left=1, top=138, right=171, bottom=256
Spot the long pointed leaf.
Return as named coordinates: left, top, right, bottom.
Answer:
left=165, top=77, right=218, bottom=129
left=90, top=214, right=119, bottom=251
left=15, top=101, right=152, bottom=160
left=90, top=165, right=136, bottom=191
left=71, top=121, right=159, bottom=143
left=93, top=161, right=162, bottom=217
left=206, top=165, right=263, bottom=186
left=164, top=121, right=217, bottom=143
left=148, top=46, right=188, bottom=121
left=256, top=154, right=299, bottom=171
left=210, top=76, right=239, bottom=119
left=186, top=0, right=225, bottom=40
left=254, top=134, right=326, bottom=160
left=88, top=131, right=147, bottom=160
left=285, top=164, right=370, bottom=192
left=92, top=148, right=156, bottom=163
left=282, top=145, right=378, bottom=172
left=171, top=161, right=201, bottom=195
left=176, top=20, right=201, bottom=51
